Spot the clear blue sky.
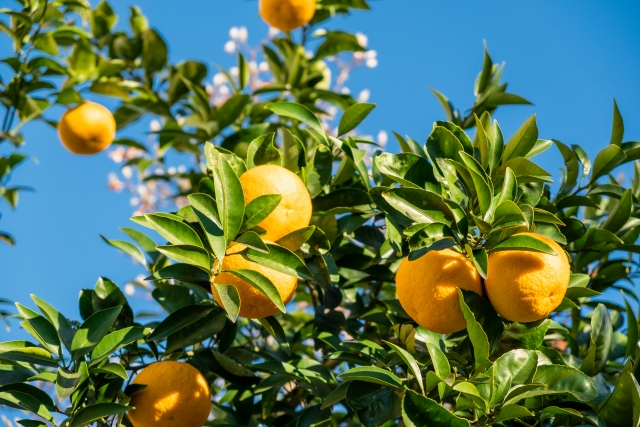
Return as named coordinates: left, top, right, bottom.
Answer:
left=2, top=0, right=640, bottom=340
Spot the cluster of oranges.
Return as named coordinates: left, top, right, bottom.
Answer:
left=56, top=0, right=572, bottom=425
left=396, top=234, right=571, bottom=334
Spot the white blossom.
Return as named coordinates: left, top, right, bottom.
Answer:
left=237, top=26, right=248, bottom=43
left=358, top=89, right=371, bottom=103
left=130, top=197, right=140, bottom=206
left=213, top=73, right=226, bottom=86
left=268, top=27, right=279, bottom=37
left=356, top=32, right=368, bottom=48
left=341, top=87, right=351, bottom=95
left=218, top=85, right=230, bottom=96
left=353, top=51, right=364, bottom=60
left=229, top=26, right=240, bottom=40
left=230, top=66, right=239, bottom=76
left=224, top=40, right=236, bottom=54
left=108, top=147, right=125, bottom=163
left=121, top=166, right=132, bottom=180
left=149, top=119, right=161, bottom=132
left=377, top=130, right=388, bottom=146
left=259, top=61, right=269, bottom=72
left=177, top=165, right=186, bottom=173
left=168, top=166, right=177, bottom=175
left=125, top=283, right=135, bottom=296
left=366, top=58, right=378, bottom=68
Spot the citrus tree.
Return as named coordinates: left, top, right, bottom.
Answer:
left=2, top=0, right=640, bottom=427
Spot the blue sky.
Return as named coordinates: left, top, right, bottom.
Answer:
left=1, top=0, right=640, bottom=339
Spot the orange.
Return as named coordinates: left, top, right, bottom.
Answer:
left=128, top=361, right=211, bottom=427
left=239, top=165, right=312, bottom=242
left=58, top=101, right=116, bottom=155
left=259, top=0, right=316, bottom=32
left=396, top=249, right=483, bottom=334
left=485, top=232, right=570, bottom=323
left=212, top=243, right=298, bottom=319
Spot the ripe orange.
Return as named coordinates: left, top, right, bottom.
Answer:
left=396, top=249, right=483, bottom=334
left=128, top=361, right=211, bottom=427
left=58, top=101, right=116, bottom=155
left=239, top=165, right=312, bottom=242
left=212, top=243, right=298, bottom=319
left=484, top=232, right=570, bottom=323
left=259, top=0, right=316, bottom=32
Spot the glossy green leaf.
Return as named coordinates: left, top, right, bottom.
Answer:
left=156, top=245, right=210, bottom=270
left=382, top=188, right=455, bottom=227
left=242, top=194, right=282, bottom=232
left=458, top=289, right=491, bottom=371
left=338, top=103, right=376, bottom=136
left=374, top=152, right=435, bottom=189
left=610, top=98, right=624, bottom=146
left=213, top=284, right=241, bottom=322
left=493, top=404, right=534, bottom=423
left=226, top=269, right=285, bottom=312
left=580, top=303, right=612, bottom=376
left=384, top=341, right=424, bottom=394
left=490, top=234, right=556, bottom=255
left=100, top=235, right=146, bottom=266
left=56, top=368, right=82, bottom=401
left=525, top=364, right=597, bottom=402
left=259, top=316, right=290, bottom=352
left=502, top=114, right=538, bottom=161
left=213, top=153, right=245, bottom=245
left=148, top=305, right=217, bottom=342
left=69, top=403, right=130, bottom=427
left=266, top=102, right=327, bottom=144
left=623, top=293, right=639, bottom=358
left=90, top=326, right=147, bottom=365
left=71, top=306, right=121, bottom=360
left=601, top=188, right=633, bottom=233
left=276, top=226, right=315, bottom=251
left=247, top=133, right=281, bottom=168
left=402, top=390, right=469, bottom=427
left=244, top=243, right=312, bottom=280
left=15, top=303, right=61, bottom=356
left=459, top=152, right=493, bottom=216
left=145, top=214, right=203, bottom=247
left=339, top=366, right=403, bottom=388
left=590, top=144, right=626, bottom=184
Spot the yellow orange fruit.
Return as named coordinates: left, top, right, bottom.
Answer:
left=396, top=249, right=483, bottom=334
left=128, top=361, right=211, bottom=427
left=212, top=243, right=298, bottom=319
left=239, top=164, right=312, bottom=242
left=259, top=0, right=316, bottom=32
left=57, top=101, right=116, bottom=155
left=484, top=232, right=570, bottom=323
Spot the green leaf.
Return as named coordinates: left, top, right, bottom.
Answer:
left=90, top=326, right=147, bottom=365
left=554, top=139, right=580, bottom=194
left=339, top=366, right=403, bottom=388
left=601, top=188, right=633, bottom=233
left=247, top=133, right=281, bottom=168
left=68, top=38, right=96, bottom=82
left=243, top=194, right=282, bottom=232
left=459, top=152, right=493, bottom=216
left=0, top=389, right=53, bottom=422
left=488, top=349, right=538, bottom=405
left=623, top=293, right=639, bottom=359
left=590, top=144, right=626, bottom=184
left=266, top=102, right=327, bottom=145
left=156, top=245, right=210, bottom=270
left=146, top=263, right=210, bottom=283
left=374, top=152, right=436, bottom=189
left=148, top=305, right=218, bottom=342
left=258, top=316, right=290, bottom=352
left=141, top=29, right=167, bottom=72
left=381, top=188, right=455, bottom=227
left=426, top=126, right=464, bottom=164
left=235, top=231, right=269, bottom=253
left=56, top=367, right=82, bottom=401
left=503, top=319, right=550, bottom=350
left=69, top=403, right=130, bottom=427
left=580, top=303, right=612, bottom=376
left=0, top=344, right=57, bottom=367
left=275, top=226, right=315, bottom=252
left=466, top=246, right=488, bottom=279
left=460, top=289, right=504, bottom=354
left=244, top=243, right=312, bottom=280
left=490, top=234, right=556, bottom=255
left=502, top=115, right=538, bottom=161
left=189, top=195, right=226, bottom=262
left=493, top=404, right=534, bottom=423
left=610, top=98, right=624, bottom=146
left=91, top=363, right=128, bottom=380
left=476, top=45, right=493, bottom=95
left=313, top=188, right=373, bottom=215
left=71, top=306, right=122, bottom=360
left=338, top=103, right=376, bottom=136
left=281, top=127, right=305, bottom=172
left=213, top=152, right=245, bottom=245
left=0, top=365, right=34, bottom=386
left=525, top=364, right=597, bottom=402
left=430, top=89, right=455, bottom=122
left=321, top=382, right=351, bottom=409
left=458, top=289, right=490, bottom=372
left=226, top=269, right=285, bottom=312
left=213, top=284, right=240, bottom=322
left=384, top=341, right=424, bottom=394
left=100, top=235, right=146, bottom=266
left=165, top=308, right=225, bottom=353
left=34, top=32, right=59, bottom=55
left=145, top=214, right=203, bottom=247
left=494, top=157, right=553, bottom=184
left=599, top=359, right=637, bottom=426
left=402, top=390, right=469, bottom=427
left=15, top=303, right=61, bottom=356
